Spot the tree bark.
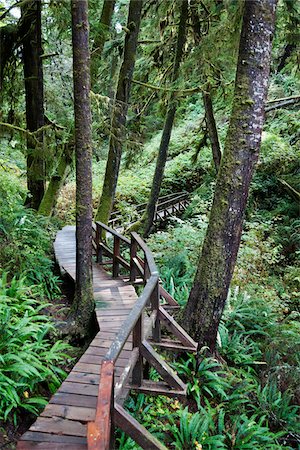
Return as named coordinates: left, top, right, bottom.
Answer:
left=22, top=0, right=45, bottom=210
left=38, top=142, right=74, bottom=216
left=95, top=0, right=143, bottom=225
left=71, top=0, right=94, bottom=336
left=141, top=0, right=188, bottom=237
left=203, top=92, right=222, bottom=172
left=39, top=0, right=115, bottom=217
left=91, top=0, right=116, bottom=90
left=183, top=0, right=277, bottom=353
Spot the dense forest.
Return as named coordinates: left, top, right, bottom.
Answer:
left=0, top=0, right=299, bottom=448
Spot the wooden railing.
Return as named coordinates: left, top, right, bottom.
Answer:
left=88, top=222, right=196, bottom=450
left=108, top=191, right=189, bottom=229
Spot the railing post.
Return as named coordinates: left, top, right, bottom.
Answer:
left=97, top=223, right=103, bottom=264
left=144, top=254, right=150, bottom=284
left=113, top=235, right=120, bottom=278
left=132, top=315, right=143, bottom=386
left=130, top=235, right=138, bottom=283
left=151, top=279, right=161, bottom=342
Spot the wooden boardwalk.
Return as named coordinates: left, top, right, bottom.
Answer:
left=18, top=209, right=196, bottom=449
left=18, top=226, right=138, bottom=449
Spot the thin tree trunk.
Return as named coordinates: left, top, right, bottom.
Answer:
left=183, top=0, right=277, bottom=353
left=203, top=92, right=222, bottom=172
left=91, top=0, right=116, bottom=90
left=38, top=142, right=74, bottom=216
left=71, top=0, right=94, bottom=336
left=141, top=0, right=188, bottom=237
left=95, top=0, right=143, bottom=225
left=39, top=0, right=115, bottom=217
left=22, top=0, right=45, bottom=210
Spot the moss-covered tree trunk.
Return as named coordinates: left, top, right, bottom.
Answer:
left=141, top=0, right=188, bottom=237
left=39, top=0, right=115, bottom=217
left=95, top=0, right=143, bottom=225
left=71, top=0, right=94, bottom=336
left=203, top=92, right=222, bottom=172
left=183, top=0, right=277, bottom=353
left=38, top=142, right=74, bottom=216
left=22, top=0, right=45, bottom=210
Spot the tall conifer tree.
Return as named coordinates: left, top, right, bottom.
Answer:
left=71, top=0, right=94, bottom=336
left=183, top=0, right=277, bottom=353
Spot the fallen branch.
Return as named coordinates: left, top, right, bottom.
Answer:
left=265, top=95, right=300, bottom=112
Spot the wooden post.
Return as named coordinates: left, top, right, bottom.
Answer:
left=113, top=235, right=120, bottom=278
left=95, top=223, right=100, bottom=262
left=132, top=315, right=143, bottom=386
left=87, top=360, right=114, bottom=450
left=144, top=254, right=150, bottom=283
left=130, top=236, right=138, bottom=283
left=151, top=280, right=161, bottom=342
left=98, top=224, right=103, bottom=264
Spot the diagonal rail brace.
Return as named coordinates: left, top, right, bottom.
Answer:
left=140, top=340, right=186, bottom=391
left=158, top=306, right=197, bottom=351
left=115, top=403, right=167, bottom=450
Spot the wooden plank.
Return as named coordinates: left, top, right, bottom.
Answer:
left=30, top=417, right=87, bottom=437
left=50, top=392, right=97, bottom=409
left=129, top=380, right=186, bottom=399
left=41, top=404, right=95, bottom=422
left=87, top=361, right=114, bottom=450
left=18, top=443, right=86, bottom=449
left=19, top=431, right=86, bottom=446
left=58, top=381, right=98, bottom=397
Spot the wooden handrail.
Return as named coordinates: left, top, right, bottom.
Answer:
left=107, top=191, right=189, bottom=229
left=88, top=220, right=193, bottom=450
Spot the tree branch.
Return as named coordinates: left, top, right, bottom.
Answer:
left=131, top=78, right=202, bottom=96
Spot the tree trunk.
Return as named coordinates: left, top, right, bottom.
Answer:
left=71, top=0, right=94, bottom=336
left=91, top=0, right=116, bottom=90
left=141, top=0, right=188, bottom=237
left=38, top=142, right=74, bottom=216
left=39, top=0, right=115, bottom=217
left=183, top=0, right=277, bottom=353
left=203, top=92, right=222, bottom=172
left=95, top=0, right=143, bottom=225
left=22, top=0, right=45, bottom=210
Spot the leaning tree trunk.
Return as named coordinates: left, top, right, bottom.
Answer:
left=203, top=92, right=222, bottom=172
left=142, top=0, right=188, bottom=237
left=95, top=0, right=143, bottom=225
left=71, top=0, right=94, bottom=337
left=39, top=0, right=115, bottom=217
left=38, top=142, right=74, bottom=216
left=22, top=0, right=45, bottom=210
left=183, top=0, right=277, bottom=353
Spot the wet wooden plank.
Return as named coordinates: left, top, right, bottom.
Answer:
left=30, top=417, right=87, bottom=437
left=41, top=404, right=95, bottom=422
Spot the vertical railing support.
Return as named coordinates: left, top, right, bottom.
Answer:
left=113, top=235, right=120, bottom=278
left=130, top=236, right=138, bottom=283
left=97, top=223, right=103, bottom=264
left=132, top=315, right=143, bottom=386
left=151, top=280, right=161, bottom=342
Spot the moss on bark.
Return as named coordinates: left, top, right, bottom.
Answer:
left=183, top=0, right=277, bottom=353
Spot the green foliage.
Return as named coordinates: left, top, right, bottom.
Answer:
left=0, top=165, right=60, bottom=297
left=0, top=272, right=71, bottom=423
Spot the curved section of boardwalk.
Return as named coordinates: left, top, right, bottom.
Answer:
left=18, top=226, right=137, bottom=449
